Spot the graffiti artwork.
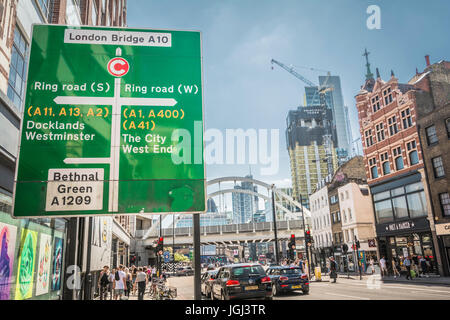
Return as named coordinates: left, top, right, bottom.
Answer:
left=36, top=234, right=52, bottom=296
left=51, top=237, right=63, bottom=291
left=0, top=223, right=17, bottom=300
left=15, top=229, right=37, bottom=300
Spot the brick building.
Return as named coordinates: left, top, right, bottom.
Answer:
left=413, top=57, right=450, bottom=276
left=48, top=0, right=127, bottom=26
left=0, top=0, right=130, bottom=300
left=355, top=51, right=443, bottom=275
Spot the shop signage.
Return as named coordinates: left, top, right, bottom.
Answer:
left=13, top=25, right=206, bottom=218
left=376, top=218, right=430, bottom=236
left=368, top=239, right=376, bottom=247
left=435, top=222, right=450, bottom=236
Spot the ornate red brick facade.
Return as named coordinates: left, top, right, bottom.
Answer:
left=356, top=72, right=423, bottom=186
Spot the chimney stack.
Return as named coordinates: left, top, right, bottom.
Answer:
left=425, top=55, right=431, bottom=67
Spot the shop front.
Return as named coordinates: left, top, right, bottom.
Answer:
left=376, top=219, right=438, bottom=274
left=371, top=173, right=438, bottom=274
left=436, top=222, right=450, bottom=276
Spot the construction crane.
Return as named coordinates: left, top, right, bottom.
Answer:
left=271, top=58, right=335, bottom=177
left=270, top=58, right=333, bottom=107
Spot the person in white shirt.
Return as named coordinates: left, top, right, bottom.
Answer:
left=113, top=265, right=127, bottom=300
left=379, top=256, right=387, bottom=277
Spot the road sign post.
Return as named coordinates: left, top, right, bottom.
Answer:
left=13, top=25, right=206, bottom=218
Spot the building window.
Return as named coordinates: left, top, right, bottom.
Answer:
left=392, top=196, right=408, bottom=220
left=440, top=193, right=450, bottom=216
left=330, top=195, right=338, bottom=204
left=383, top=87, right=393, bottom=105
left=36, top=0, right=53, bottom=21
left=425, top=125, right=438, bottom=145
left=380, top=152, right=390, bottom=175
left=7, top=28, right=28, bottom=110
left=401, top=108, right=413, bottom=129
left=393, top=147, right=404, bottom=170
left=406, top=140, right=419, bottom=165
left=376, top=122, right=385, bottom=142
left=348, top=208, right=352, bottom=220
left=375, top=199, right=394, bottom=223
left=91, top=0, right=98, bottom=25
left=372, top=95, right=380, bottom=112
left=365, top=129, right=374, bottom=147
left=373, top=181, right=427, bottom=223
left=382, top=161, right=390, bottom=175
left=369, top=157, right=378, bottom=179
left=342, top=209, right=346, bottom=223
left=446, top=118, right=450, bottom=139
left=432, top=156, right=445, bottom=178
left=407, top=192, right=428, bottom=218
left=388, top=116, right=399, bottom=136
left=409, top=151, right=419, bottom=166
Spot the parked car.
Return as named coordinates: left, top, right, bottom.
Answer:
left=201, top=270, right=218, bottom=296
left=176, top=266, right=194, bottom=276
left=210, top=263, right=272, bottom=300
left=266, top=266, right=309, bottom=296
left=207, top=264, right=216, bottom=271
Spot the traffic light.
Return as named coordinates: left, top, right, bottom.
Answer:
left=289, top=234, right=296, bottom=249
left=342, top=243, right=348, bottom=254
left=288, top=234, right=296, bottom=261
left=156, top=237, right=164, bottom=254
left=130, top=254, right=137, bottom=264
left=305, top=230, right=311, bottom=245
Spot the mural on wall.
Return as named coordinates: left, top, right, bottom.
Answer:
left=35, top=233, right=52, bottom=296
left=15, top=229, right=37, bottom=300
left=0, top=223, right=17, bottom=300
left=51, top=237, right=63, bottom=291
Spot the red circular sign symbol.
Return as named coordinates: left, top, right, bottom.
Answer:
left=107, top=57, right=129, bottom=77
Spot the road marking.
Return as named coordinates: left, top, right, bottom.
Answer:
left=385, top=285, right=450, bottom=294
left=323, top=292, right=371, bottom=300
left=410, top=290, right=450, bottom=296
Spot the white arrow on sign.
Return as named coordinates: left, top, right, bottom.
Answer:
left=54, top=96, right=177, bottom=107
left=56, top=73, right=177, bottom=212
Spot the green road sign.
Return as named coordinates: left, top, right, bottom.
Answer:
left=13, top=25, right=206, bottom=218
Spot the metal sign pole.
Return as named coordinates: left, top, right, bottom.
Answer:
left=271, top=186, right=279, bottom=264
left=193, top=213, right=201, bottom=300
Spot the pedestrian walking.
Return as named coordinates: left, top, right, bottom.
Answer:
left=108, top=268, right=116, bottom=300
left=379, top=256, right=387, bottom=277
left=369, top=256, right=375, bottom=274
left=113, top=265, right=127, bottom=300
left=124, top=267, right=132, bottom=297
left=131, top=266, right=137, bottom=295
left=98, top=266, right=110, bottom=300
left=419, top=256, right=428, bottom=277
left=135, top=267, right=148, bottom=300
left=329, top=257, right=337, bottom=283
left=392, top=258, right=400, bottom=278
left=404, top=256, right=412, bottom=280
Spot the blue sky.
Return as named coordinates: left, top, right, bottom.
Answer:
left=128, top=0, right=450, bottom=188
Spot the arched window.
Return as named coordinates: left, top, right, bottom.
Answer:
left=371, top=166, right=378, bottom=179
left=409, top=150, right=419, bottom=165
left=382, top=161, right=390, bottom=175
left=395, top=156, right=404, bottom=170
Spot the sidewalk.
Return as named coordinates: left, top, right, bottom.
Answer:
left=381, top=275, right=450, bottom=286
left=311, top=272, right=450, bottom=285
